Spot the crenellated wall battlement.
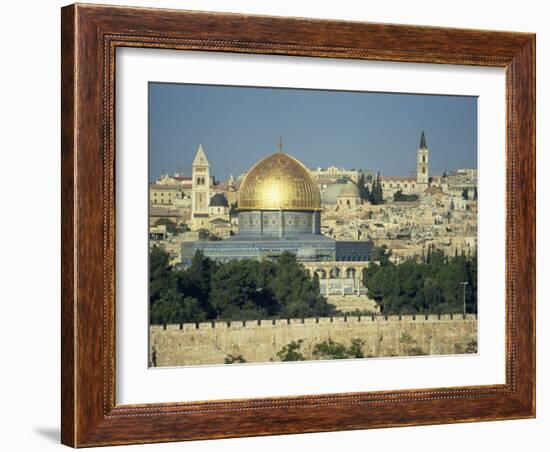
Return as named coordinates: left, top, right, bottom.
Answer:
left=150, top=314, right=478, bottom=366
left=150, top=314, right=477, bottom=333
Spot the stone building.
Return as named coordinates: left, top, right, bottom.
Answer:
left=337, top=180, right=362, bottom=209
left=380, top=176, right=419, bottom=198
left=149, top=184, right=184, bottom=206
left=310, top=166, right=363, bottom=183
left=154, top=173, right=193, bottom=188
left=148, top=205, right=182, bottom=226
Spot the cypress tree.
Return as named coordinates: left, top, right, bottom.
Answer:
left=357, top=173, right=371, bottom=200
left=370, top=172, right=384, bottom=205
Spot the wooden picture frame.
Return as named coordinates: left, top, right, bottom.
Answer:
left=61, top=3, right=535, bottom=447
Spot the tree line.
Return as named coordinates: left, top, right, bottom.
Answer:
left=150, top=247, right=336, bottom=325
left=362, top=246, right=477, bottom=315
left=150, top=244, right=478, bottom=325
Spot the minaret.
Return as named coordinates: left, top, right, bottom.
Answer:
left=416, top=130, right=429, bottom=185
left=191, top=143, right=210, bottom=229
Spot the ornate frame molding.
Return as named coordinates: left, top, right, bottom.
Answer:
left=61, top=4, right=535, bottom=447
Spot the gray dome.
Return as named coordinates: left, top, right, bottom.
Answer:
left=338, top=181, right=360, bottom=197
left=209, top=193, right=229, bottom=207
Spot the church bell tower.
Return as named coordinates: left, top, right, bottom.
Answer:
left=191, top=143, right=210, bottom=229
left=416, top=130, right=429, bottom=185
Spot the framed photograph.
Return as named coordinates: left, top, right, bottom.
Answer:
left=61, top=3, right=535, bottom=447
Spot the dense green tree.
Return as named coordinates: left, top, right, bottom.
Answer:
left=269, top=252, right=335, bottom=318
left=276, top=340, right=306, bottom=361
left=149, top=249, right=336, bottom=323
left=183, top=250, right=217, bottom=317
left=362, top=249, right=477, bottom=315
left=312, top=338, right=365, bottom=360
left=210, top=259, right=277, bottom=319
left=181, top=296, right=207, bottom=323
left=150, top=287, right=207, bottom=325
left=149, top=245, right=175, bottom=307
left=150, top=288, right=183, bottom=325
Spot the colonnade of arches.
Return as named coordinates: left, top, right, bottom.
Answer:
left=304, top=264, right=368, bottom=296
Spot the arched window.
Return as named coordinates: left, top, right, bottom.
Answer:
left=314, top=269, right=326, bottom=279
left=345, top=268, right=356, bottom=279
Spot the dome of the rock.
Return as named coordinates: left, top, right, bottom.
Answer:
left=237, top=151, right=321, bottom=211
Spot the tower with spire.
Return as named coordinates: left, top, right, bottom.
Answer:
left=191, top=143, right=211, bottom=230
left=228, top=174, right=235, bottom=191
left=416, top=130, right=429, bottom=185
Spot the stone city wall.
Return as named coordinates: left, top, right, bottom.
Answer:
left=150, top=314, right=477, bottom=367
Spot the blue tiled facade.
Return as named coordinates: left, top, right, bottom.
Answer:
left=238, top=210, right=320, bottom=236
left=181, top=209, right=372, bottom=266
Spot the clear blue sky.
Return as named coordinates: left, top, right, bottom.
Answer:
left=149, top=82, right=477, bottom=182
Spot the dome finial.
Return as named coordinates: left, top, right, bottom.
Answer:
left=278, top=134, right=283, bottom=152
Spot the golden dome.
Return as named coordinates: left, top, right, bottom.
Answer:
left=238, top=151, right=321, bottom=211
